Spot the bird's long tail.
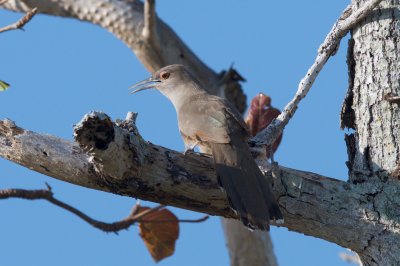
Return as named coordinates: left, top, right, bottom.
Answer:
left=210, top=135, right=283, bottom=230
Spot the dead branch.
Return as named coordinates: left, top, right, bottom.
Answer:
left=0, top=7, right=37, bottom=33
left=252, top=0, right=383, bottom=147
left=0, top=113, right=393, bottom=253
left=0, top=0, right=246, bottom=112
left=0, top=185, right=208, bottom=233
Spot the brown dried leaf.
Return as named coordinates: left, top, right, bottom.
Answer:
left=245, top=93, right=282, bottom=158
left=138, top=207, right=179, bottom=262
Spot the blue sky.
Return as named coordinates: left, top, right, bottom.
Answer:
left=1, top=1, right=354, bottom=265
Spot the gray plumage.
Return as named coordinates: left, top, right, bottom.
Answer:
left=131, top=64, right=283, bottom=230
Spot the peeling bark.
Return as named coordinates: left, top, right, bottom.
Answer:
left=341, top=37, right=356, bottom=130
left=346, top=0, right=400, bottom=183
left=342, top=0, right=400, bottom=265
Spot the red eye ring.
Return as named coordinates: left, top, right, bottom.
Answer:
left=160, top=71, right=170, bottom=80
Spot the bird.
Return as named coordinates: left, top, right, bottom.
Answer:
left=130, top=64, right=283, bottom=230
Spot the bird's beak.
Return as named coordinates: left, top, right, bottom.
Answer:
left=129, top=77, right=161, bottom=94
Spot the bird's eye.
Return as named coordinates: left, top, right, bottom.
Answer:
left=160, top=71, right=170, bottom=80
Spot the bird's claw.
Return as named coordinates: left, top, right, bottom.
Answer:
left=183, top=148, right=194, bottom=156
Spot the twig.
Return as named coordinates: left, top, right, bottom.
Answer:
left=139, top=216, right=209, bottom=223
left=0, top=7, right=37, bottom=33
left=0, top=185, right=208, bottom=233
left=132, top=204, right=165, bottom=221
left=251, top=0, right=383, bottom=147
left=176, top=216, right=209, bottom=223
left=384, top=93, right=400, bottom=104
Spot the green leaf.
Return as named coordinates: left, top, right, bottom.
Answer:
left=0, top=80, right=10, bottom=91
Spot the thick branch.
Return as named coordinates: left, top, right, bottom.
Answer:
left=0, top=1, right=213, bottom=92
left=252, top=0, right=384, bottom=147
left=0, top=0, right=246, bottom=113
left=0, top=113, right=393, bottom=253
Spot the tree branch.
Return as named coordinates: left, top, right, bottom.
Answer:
left=0, top=0, right=246, bottom=113
left=0, top=7, right=37, bottom=33
left=0, top=113, right=393, bottom=253
left=252, top=0, right=384, bottom=147
left=0, top=185, right=208, bottom=232
left=0, top=1, right=210, bottom=89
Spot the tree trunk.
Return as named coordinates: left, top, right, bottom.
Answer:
left=222, top=219, right=278, bottom=266
left=342, top=0, right=400, bottom=265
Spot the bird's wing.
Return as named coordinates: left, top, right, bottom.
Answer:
left=219, top=97, right=250, bottom=136
left=178, top=95, right=249, bottom=144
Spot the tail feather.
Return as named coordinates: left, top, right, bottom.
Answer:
left=211, top=136, right=283, bottom=231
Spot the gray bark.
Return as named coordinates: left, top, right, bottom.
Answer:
left=222, top=219, right=278, bottom=266
left=341, top=0, right=400, bottom=265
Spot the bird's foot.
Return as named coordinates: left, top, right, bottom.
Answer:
left=183, top=142, right=198, bottom=155
left=183, top=148, right=195, bottom=156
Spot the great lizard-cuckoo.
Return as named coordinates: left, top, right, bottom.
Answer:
left=130, top=64, right=283, bottom=230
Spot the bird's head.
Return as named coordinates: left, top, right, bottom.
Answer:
left=130, top=64, right=201, bottom=97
